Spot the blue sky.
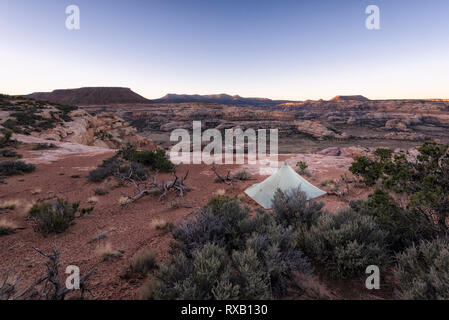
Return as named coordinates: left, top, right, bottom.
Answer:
left=1, top=0, right=448, bottom=100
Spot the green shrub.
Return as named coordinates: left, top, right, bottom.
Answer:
left=29, top=199, right=79, bottom=235
left=88, top=153, right=150, bottom=183
left=32, top=143, right=57, bottom=150
left=131, top=250, right=157, bottom=275
left=157, top=199, right=312, bottom=299
left=394, top=239, right=449, bottom=300
left=301, top=209, right=389, bottom=279
left=349, top=155, right=382, bottom=186
left=350, top=143, right=449, bottom=231
left=0, top=160, right=35, bottom=176
left=0, top=130, right=16, bottom=148
left=154, top=244, right=237, bottom=300
left=119, top=161, right=148, bottom=181
left=350, top=189, right=435, bottom=252
left=272, top=188, right=324, bottom=229
left=0, top=149, right=21, bottom=158
left=119, top=146, right=174, bottom=172
left=206, top=195, right=235, bottom=215
left=88, top=156, right=120, bottom=182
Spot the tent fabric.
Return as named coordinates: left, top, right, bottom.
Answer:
left=244, top=162, right=327, bottom=209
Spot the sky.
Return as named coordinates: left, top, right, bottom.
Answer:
left=0, top=0, right=448, bottom=100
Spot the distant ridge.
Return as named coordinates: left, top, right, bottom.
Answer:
left=330, top=95, right=370, bottom=102
left=26, top=87, right=150, bottom=105
left=154, top=93, right=298, bottom=107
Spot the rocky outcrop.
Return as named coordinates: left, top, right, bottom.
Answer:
left=26, top=87, right=150, bottom=105
left=81, top=97, right=449, bottom=144
left=294, top=120, right=347, bottom=140
left=33, top=110, right=156, bottom=149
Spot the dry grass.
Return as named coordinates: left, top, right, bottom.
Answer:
left=214, top=188, right=226, bottom=196
left=87, top=196, right=99, bottom=205
left=320, top=178, right=336, bottom=187
left=131, top=250, right=157, bottom=275
left=30, top=188, right=42, bottom=195
left=151, top=218, right=168, bottom=230
left=166, top=199, right=180, bottom=209
left=0, top=199, right=21, bottom=211
left=94, top=187, right=108, bottom=196
left=138, top=279, right=157, bottom=300
left=237, top=193, right=247, bottom=202
left=95, top=242, right=123, bottom=260
left=21, top=200, right=36, bottom=217
left=119, top=196, right=131, bottom=206
left=0, top=218, right=17, bottom=235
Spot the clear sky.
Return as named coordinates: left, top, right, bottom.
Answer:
left=1, top=0, right=448, bottom=100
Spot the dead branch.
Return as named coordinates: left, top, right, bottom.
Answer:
left=211, top=166, right=234, bottom=188
left=117, top=167, right=190, bottom=205
left=0, top=269, right=22, bottom=300
left=12, top=246, right=98, bottom=300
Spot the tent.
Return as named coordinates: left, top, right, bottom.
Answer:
left=244, top=162, right=326, bottom=209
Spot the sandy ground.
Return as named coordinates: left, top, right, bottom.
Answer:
left=0, top=142, right=381, bottom=300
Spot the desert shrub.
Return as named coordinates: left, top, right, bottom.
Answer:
left=205, top=195, right=235, bottom=215
left=88, top=166, right=112, bottom=183
left=301, top=208, right=389, bottom=279
left=151, top=219, right=169, bottom=231
left=55, top=104, right=77, bottom=119
left=154, top=244, right=237, bottom=300
left=350, top=189, right=436, bottom=252
left=296, top=161, right=308, bottom=172
left=94, top=187, right=108, bottom=196
left=0, top=130, right=18, bottom=148
left=32, top=143, right=57, bottom=150
left=119, top=161, right=148, bottom=180
left=394, top=239, right=449, bottom=300
left=88, top=154, right=149, bottom=183
left=350, top=143, right=449, bottom=231
left=272, top=188, right=324, bottom=229
left=295, top=161, right=311, bottom=176
left=0, top=161, right=35, bottom=176
left=232, top=170, right=251, bottom=181
left=131, top=250, right=157, bottom=275
left=29, top=199, right=79, bottom=235
left=231, top=247, right=271, bottom=299
left=157, top=199, right=312, bottom=299
left=172, top=199, right=250, bottom=254
left=0, top=149, right=21, bottom=158
left=79, top=206, right=94, bottom=216
left=88, top=156, right=120, bottom=182
left=119, top=146, right=174, bottom=172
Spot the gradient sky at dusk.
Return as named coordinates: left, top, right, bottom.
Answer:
left=1, top=0, right=448, bottom=100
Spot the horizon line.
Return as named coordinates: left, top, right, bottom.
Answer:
left=3, top=87, right=449, bottom=102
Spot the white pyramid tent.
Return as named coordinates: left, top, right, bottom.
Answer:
left=244, top=162, right=326, bottom=209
